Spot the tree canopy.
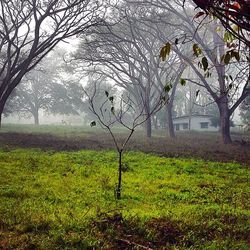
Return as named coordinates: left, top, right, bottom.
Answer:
left=190, top=0, right=250, bottom=46
left=0, top=0, right=105, bottom=125
left=4, top=51, right=84, bottom=124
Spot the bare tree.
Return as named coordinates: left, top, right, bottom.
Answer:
left=172, top=22, right=250, bottom=143
left=84, top=74, right=167, bottom=199
left=0, top=0, right=106, bottom=126
left=75, top=2, right=185, bottom=138
left=132, top=0, right=249, bottom=143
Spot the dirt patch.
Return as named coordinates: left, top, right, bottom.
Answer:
left=90, top=212, right=249, bottom=249
left=0, top=131, right=249, bottom=165
left=91, top=213, right=184, bottom=249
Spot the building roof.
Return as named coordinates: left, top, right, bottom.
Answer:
left=173, top=114, right=214, bottom=120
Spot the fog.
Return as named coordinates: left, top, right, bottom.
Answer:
left=1, top=0, right=249, bottom=142
left=0, top=1, right=249, bottom=248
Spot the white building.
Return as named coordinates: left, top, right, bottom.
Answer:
left=173, top=114, right=219, bottom=132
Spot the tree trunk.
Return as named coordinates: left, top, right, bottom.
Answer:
left=218, top=101, right=232, bottom=144
left=166, top=104, right=175, bottom=138
left=116, top=150, right=123, bottom=199
left=145, top=116, right=152, bottom=138
left=33, top=110, right=39, bottom=125
left=34, top=112, right=39, bottom=125
left=0, top=101, right=5, bottom=129
left=144, top=100, right=152, bottom=138
left=143, top=94, right=152, bottom=138
left=188, top=115, right=191, bottom=130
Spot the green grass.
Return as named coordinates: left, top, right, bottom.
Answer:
left=0, top=148, right=249, bottom=249
left=0, top=123, right=136, bottom=141
left=0, top=123, right=94, bottom=137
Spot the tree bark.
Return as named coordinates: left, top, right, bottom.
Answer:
left=188, top=115, right=192, bottom=130
left=34, top=110, right=39, bottom=125
left=145, top=116, right=152, bottom=138
left=166, top=104, right=175, bottom=138
left=218, top=101, right=232, bottom=144
left=144, top=101, right=152, bottom=138
left=116, top=150, right=123, bottom=199
left=0, top=99, right=6, bottom=129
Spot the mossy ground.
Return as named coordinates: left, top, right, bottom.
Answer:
left=0, top=148, right=249, bottom=249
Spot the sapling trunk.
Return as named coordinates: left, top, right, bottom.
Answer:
left=85, top=79, right=164, bottom=199
left=116, top=150, right=123, bottom=199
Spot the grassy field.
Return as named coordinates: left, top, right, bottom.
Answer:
left=1, top=123, right=249, bottom=165
left=0, top=147, right=249, bottom=249
left=0, top=124, right=93, bottom=138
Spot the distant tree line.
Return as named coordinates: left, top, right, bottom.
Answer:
left=4, top=50, right=84, bottom=125
left=0, top=0, right=105, bottom=126
left=1, top=0, right=249, bottom=144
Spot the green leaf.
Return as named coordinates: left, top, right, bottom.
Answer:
left=204, top=71, right=211, bottom=78
left=109, top=96, right=114, bottom=103
left=180, top=78, right=186, bottom=86
left=232, top=24, right=239, bottom=32
left=198, top=61, right=202, bottom=69
left=223, top=32, right=230, bottom=42
left=201, top=56, right=208, bottom=71
left=165, top=42, right=171, bottom=55
left=224, top=52, right=231, bottom=65
left=232, top=51, right=240, bottom=61
left=220, top=54, right=225, bottom=63
left=164, top=84, right=172, bottom=92
left=161, top=95, right=167, bottom=101
left=90, top=121, right=96, bottom=127
left=215, top=26, right=221, bottom=32
left=105, top=91, right=109, bottom=97
left=160, top=42, right=171, bottom=61
left=193, top=44, right=202, bottom=57
left=223, top=31, right=234, bottom=43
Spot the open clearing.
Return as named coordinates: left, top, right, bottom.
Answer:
left=0, top=124, right=250, bottom=165
left=0, top=125, right=249, bottom=249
